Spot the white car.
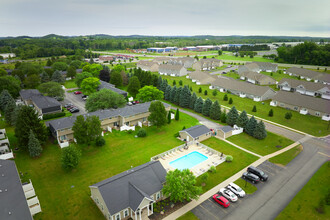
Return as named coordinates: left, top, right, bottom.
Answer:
left=227, top=182, right=246, bottom=198
left=219, top=187, right=238, bottom=202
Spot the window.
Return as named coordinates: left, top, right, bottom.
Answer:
left=101, top=204, right=104, bottom=211
left=116, top=213, right=120, bottom=220
left=315, top=112, right=320, bottom=116
left=124, top=209, right=129, bottom=217
left=143, top=117, right=147, bottom=122
left=96, top=198, right=99, bottom=204
left=156, top=192, right=160, bottom=200
left=108, top=213, right=111, bottom=220
left=293, top=107, right=298, bottom=110
left=125, top=122, right=129, bottom=126
left=114, top=122, right=118, bottom=126
left=60, top=135, right=66, bottom=141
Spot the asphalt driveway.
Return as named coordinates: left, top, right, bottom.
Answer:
left=63, top=90, right=87, bottom=115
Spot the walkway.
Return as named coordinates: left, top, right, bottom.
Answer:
left=163, top=135, right=311, bottom=220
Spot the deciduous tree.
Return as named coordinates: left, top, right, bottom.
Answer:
left=148, top=101, right=167, bottom=127
left=0, top=76, right=21, bottom=98
left=110, top=71, right=123, bottom=87
left=72, top=115, right=88, bottom=144
left=85, top=89, right=126, bottom=112
left=38, top=82, right=64, bottom=99
left=81, top=77, right=101, bottom=95
left=136, top=86, right=164, bottom=102
left=61, top=145, right=81, bottom=170
left=127, top=76, right=141, bottom=98
left=75, top=72, right=93, bottom=88
left=51, top=70, right=65, bottom=84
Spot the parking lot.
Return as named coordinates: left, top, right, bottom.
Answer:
left=62, top=90, right=87, bottom=115
left=191, top=161, right=283, bottom=220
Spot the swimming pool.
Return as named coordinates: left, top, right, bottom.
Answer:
left=169, top=151, right=208, bottom=170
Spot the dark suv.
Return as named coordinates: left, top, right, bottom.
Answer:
left=247, top=166, right=268, bottom=181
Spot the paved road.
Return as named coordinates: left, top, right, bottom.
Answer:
left=263, top=121, right=305, bottom=141
left=192, top=138, right=330, bottom=220
left=63, top=90, right=87, bottom=115
left=209, top=65, right=238, bottom=75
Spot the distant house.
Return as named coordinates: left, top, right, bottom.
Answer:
left=0, top=159, right=34, bottom=220
left=210, top=77, right=276, bottom=101
left=99, top=80, right=128, bottom=97
left=179, top=125, right=211, bottom=142
left=19, top=89, right=62, bottom=117
left=47, top=102, right=171, bottom=145
left=278, top=78, right=330, bottom=99
left=193, top=58, right=223, bottom=71
left=188, top=71, right=217, bottom=85
left=147, top=47, right=177, bottom=53
left=216, top=125, right=243, bottom=139
left=152, top=57, right=172, bottom=65
left=158, top=64, right=187, bottom=77
left=270, top=91, right=330, bottom=120
left=136, top=61, right=159, bottom=72
left=168, top=57, right=196, bottom=68
left=238, top=71, right=277, bottom=85
left=89, top=161, right=167, bottom=220
left=238, top=62, right=277, bottom=74
left=286, top=67, right=330, bottom=84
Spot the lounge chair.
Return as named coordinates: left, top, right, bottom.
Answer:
left=209, top=152, right=213, bottom=156
left=161, top=156, right=165, bottom=160
left=200, top=168, right=206, bottom=172
left=179, top=148, right=183, bottom=152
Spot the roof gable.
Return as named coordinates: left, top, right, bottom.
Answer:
left=181, top=125, right=210, bottom=138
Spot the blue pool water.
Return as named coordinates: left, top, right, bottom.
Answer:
left=169, top=151, right=208, bottom=170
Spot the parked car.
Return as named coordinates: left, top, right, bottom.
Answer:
left=64, top=103, right=73, bottom=108
left=242, top=172, right=260, bottom=184
left=213, top=194, right=230, bottom=208
left=222, top=71, right=227, bottom=74
left=74, top=91, right=82, bottom=95
left=135, top=101, right=140, bottom=104
left=247, top=166, right=268, bottom=181
left=82, top=95, right=88, bottom=101
left=67, top=105, right=76, bottom=110
left=127, top=102, right=133, bottom=106
left=70, top=108, right=79, bottom=113
left=227, top=182, right=246, bottom=198
left=219, top=188, right=238, bottom=202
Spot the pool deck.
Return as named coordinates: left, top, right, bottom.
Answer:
left=157, top=144, right=226, bottom=177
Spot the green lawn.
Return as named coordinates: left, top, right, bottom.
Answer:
left=197, top=137, right=259, bottom=192
left=269, top=145, right=303, bottom=166
left=1, top=112, right=200, bottom=220
left=64, top=79, right=77, bottom=89
left=259, top=71, right=299, bottom=82
left=276, top=161, right=330, bottom=220
left=177, top=211, right=199, bottom=220
left=137, top=56, right=154, bottom=60
left=227, top=132, right=294, bottom=156
left=234, top=178, right=258, bottom=194
left=159, top=74, right=330, bottom=136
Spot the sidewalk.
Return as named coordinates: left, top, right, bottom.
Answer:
left=163, top=135, right=311, bottom=220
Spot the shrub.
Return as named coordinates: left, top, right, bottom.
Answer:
left=95, top=136, right=105, bottom=147
left=229, top=98, right=233, bottom=104
left=223, top=94, right=228, bottom=101
left=226, top=155, right=233, bottom=162
left=137, top=128, right=147, bottom=137
left=208, top=166, right=216, bottom=173
left=252, top=105, right=257, bottom=112
left=201, top=173, right=209, bottom=183
left=174, top=132, right=180, bottom=138
left=43, top=112, right=66, bottom=120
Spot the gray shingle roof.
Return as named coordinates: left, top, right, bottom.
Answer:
left=99, top=80, right=127, bottom=96
left=238, top=71, right=276, bottom=83
left=252, top=62, right=278, bottom=70
left=19, top=89, right=41, bottom=100
left=181, top=125, right=210, bottom=138
left=188, top=71, right=217, bottom=84
left=272, top=91, right=330, bottom=114
left=47, top=101, right=171, bottom=131
left=31, top=95, right=61, bottom=110
left=278, top=78, right=330, bottom=91
left=90, top=161, right=166, bottom=214
left=159, top=64, right=184, bottom=71
left=287, top=67, right=320, bottom=79
left=218, top=126, right=234, bottom=133
left=0, top=159, right=32, bottom=220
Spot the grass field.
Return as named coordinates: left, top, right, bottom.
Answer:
left=276, top=161, right=330, bottom=220
left=227, top=132, right=294, bottom=156
left=269, top=145, right=303, bottom=166
left=1, top=112, right=201, bottom=220
left=176, top=211, right=199, bottom=220
left=207, top=54, right=273, bottom=63
left=64, top=79, right=77, bottom=89
left=198, top=137, right=259, bottom=192
left=159, top=74, right=330, bottom=136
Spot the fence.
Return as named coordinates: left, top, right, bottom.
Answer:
left=151, top=142, right=195, bottom=161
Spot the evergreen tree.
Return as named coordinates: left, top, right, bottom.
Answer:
left=175, top=108, right=179, bottom=120
left=167, top=111, right=171, bottom=124
left=210, top=100, right=221, bottom=120
left=127, top=76, right=141, bottom=98
left=220, top=112, right=227, bottom=123
left=4, top=99, right=16, bottom=126
left=157, top=76, right=163, bottom=89
left=40, top=71, right=50, bottom=83
left=0, top=90, right=14, bottom=111
left=72, top=115, right=88, bottom=145
left=245, top=116, right=258, bottom=136
left=223, top=94, right=228, bottom=101
left=229, top=97, right=233, bottom=104
left=175, top=87, right=182, bottom=104
left=86, top=115, right=102, bottom=145
left=173, top=80, right=176, bottom=86
left=179, top=80, right=183, bottom=86
left=212, top=89, right=218, bottom=96
left=180, top=85, right=191, bottom=108
left=148, top=101, right=167, bottom=127
left=15, top=106, right=48, bottom=148
left=226, top=106, right=239, bottom=126
left=285, top=112, right=292, bottom=120
left=253, top=121, right=267, bottom=139
left=28, top=130, right=43, bottom=157
left=67, top=66, right=77, bottom=79
left=202, top=98, right=212, bottom=116
left=198, top=87, right=202, bottom=93
left=46, top=59, right=52, bottom=66
left=165, top=85, right=172, bottom=101
left=204, top=90, right=208, bottom=95
left=170, top=86, right=177, bottom=103
left=236, top=110, right=249, bottom=129
left=252, top=105, right=257, bottom=112
left=99, top=69, right=110, bottom=82
left=268, top=109, right=274, bottom=117
left=110, top=71, right=123, bottom=87
left=160, top=79, right=168, bottom=93
left=189, top=92, right=197, bottom=109
left=194, top=97, right=204, bottom=113
left=51, top=70, right=65, bottom=84
left=189, top=86, right=193, bottom=91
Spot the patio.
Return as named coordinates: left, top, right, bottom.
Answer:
left=151, top=142, right=226, bottom=177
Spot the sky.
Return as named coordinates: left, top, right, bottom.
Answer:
left=0, top=0, right=329, bottom=37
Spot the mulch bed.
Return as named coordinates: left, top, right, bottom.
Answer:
left=149, top=198, right=189, bottom=220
